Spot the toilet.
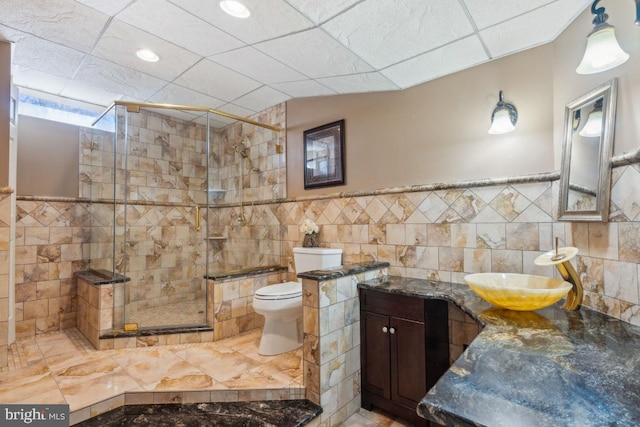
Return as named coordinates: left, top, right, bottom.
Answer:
left=253, top=247, right=343, bottom=355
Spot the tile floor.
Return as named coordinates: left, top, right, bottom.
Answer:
left=0, top=327, right=412, bottom=426
left=127, top=299, right=207, bottom=328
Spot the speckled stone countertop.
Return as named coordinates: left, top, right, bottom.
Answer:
left=297, top=261, right=389, bottom=281
left=75, top=269, right=130, bottom=285
left=75, top=400, right=322, bottom=426
left=358, top=275, right=640, bottom=427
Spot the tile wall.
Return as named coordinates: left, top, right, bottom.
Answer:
left=0, top=191, right=11, bottom=366
left=276, top=164, right=640, bottom=326
left=302, top=268, right=387, bottom=426
left=206, top=270, right=286, bottom=341
left=206, top=103, right=286, bottom=271
left=14, top=199, right=89, bottom=339
left=12, top=163, right=638, bottom=354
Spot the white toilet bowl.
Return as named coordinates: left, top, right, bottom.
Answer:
left=253, top=247, right=342, bottom=356
left=252, top=281, right=303, bottom=356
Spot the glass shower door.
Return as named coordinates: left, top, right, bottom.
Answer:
left=118, top=105, right=208, bottom=329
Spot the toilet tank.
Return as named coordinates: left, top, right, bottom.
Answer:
left=293, top=247, right=342, bottom=274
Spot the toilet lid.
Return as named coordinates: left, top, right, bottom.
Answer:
left=255, top=282, right=302, bottom=300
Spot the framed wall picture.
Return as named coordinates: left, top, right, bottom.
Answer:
left=303, top=119, right=345, bottom=189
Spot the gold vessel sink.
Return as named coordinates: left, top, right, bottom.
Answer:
left=464, top=273, right=572, bottom=311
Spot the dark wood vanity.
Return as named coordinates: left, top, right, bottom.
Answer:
left=359, top=288, right=449, bottom=427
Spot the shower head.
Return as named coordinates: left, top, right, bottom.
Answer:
left=233, top=143, right=249, bottom=158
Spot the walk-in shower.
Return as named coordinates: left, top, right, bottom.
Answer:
left=87, top=101, right=285, bottom=332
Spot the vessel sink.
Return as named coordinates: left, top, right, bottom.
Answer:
left=464, top=273, right=572, bottom=311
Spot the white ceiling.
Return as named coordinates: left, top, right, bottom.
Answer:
left=1, top=0, right=590, bottom=126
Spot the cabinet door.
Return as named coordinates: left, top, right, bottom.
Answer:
left=390, top=317, right=427, bottom=408
left=361, top=311, right=391, bottom=399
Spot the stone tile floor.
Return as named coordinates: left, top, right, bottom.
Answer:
left=0, top=327, right=412, bottom=426
left=127, top=299, right=207, bottom=328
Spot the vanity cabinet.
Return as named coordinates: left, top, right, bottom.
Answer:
left=360, top=288, right=448, bottom=427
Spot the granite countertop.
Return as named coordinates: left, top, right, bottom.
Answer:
left=75, top=399, right=322, bottom=426
left=297, top=261, right=389, bottom=281
left=358, top=275, right=640, bottom=427
left=75, top=269, right=130, bottom=285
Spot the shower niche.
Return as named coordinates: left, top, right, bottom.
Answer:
left=77, top=101, right=285, bottom=345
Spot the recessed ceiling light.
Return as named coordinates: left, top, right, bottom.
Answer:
left=136, top=49, right=159, bottom=62
left=219, top=0, right=250, bottom=18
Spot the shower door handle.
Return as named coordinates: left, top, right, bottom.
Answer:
left=195, top=206, right=200, bottom=232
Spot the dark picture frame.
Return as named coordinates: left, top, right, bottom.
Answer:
left=303, top=120, right=345, bottom=189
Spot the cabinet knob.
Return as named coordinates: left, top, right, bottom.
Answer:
left=389, top=327, right=396, bottom=334
left=382, top=326, right=388, bottom=333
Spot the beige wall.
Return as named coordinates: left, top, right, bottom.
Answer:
left=287, top=44, right=554, bottom=197
left=552, top=1, right=640, bottom=166
left=17, top=115, right=79, bottom=197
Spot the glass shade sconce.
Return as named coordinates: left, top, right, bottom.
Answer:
left=578, top=98, right=604, bottom=137
left=576, top=0, right=630, bottom=74
left=488, top=91, right=518, bottom=135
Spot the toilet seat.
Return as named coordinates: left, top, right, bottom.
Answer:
left=254, top=282, right=302, bottom=300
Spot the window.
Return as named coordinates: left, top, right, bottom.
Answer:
left=18, top=91, right=114, bottom=132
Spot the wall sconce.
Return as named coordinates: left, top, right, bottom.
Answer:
left=488, top=91, right=518, bottom=135
left=576, top=0, right=629, bottom=74
left=578, top=98, right=604, bottom=137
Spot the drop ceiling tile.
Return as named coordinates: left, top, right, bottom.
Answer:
left=0, top=26, right=85, bottom=78
left=210, top=47, right=307, bottom=84
left=462, top=0, right=556, bottom=30
left=382, top=35, right=489, bottom=89
left=270, top=80, right=336, bottom=98
left=322, top=0, right=475, bottom=69
left=92, top=20, right=201, bottom=82
left=255, top=28, right=373, bottom=79
left=148, top=84, right=226, bottom=109
left=144, top=108, right=202, bottom=123
left=60, top=80, right=130, bottom=106
left=480, top=0, right=589, bottom=58
left=218, top=103, right=256, bottom=119
left=73, top=55, right=168, bottom=101
left=76, top=0, right=135, bottom=16
left=232, top=86, right=291, bottom=112
left=284, top=0, right=362, bottom=24
left=168, top=0, right=313, bottom=44
left=317, top=72, right=398, bottom=94
left=12, top=65, right=71, bottom=95
left=117, top=0, right=244, bottom=57
left=175, top=59, right=263, bottom=102
left=0, top=0, right=109, bottom=52
left=194, top=115, right=233, bottom=128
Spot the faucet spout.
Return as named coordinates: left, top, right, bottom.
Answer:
left=534, top=243, right=583, bottom=311
left=555, top=259, right=583, bottom=311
